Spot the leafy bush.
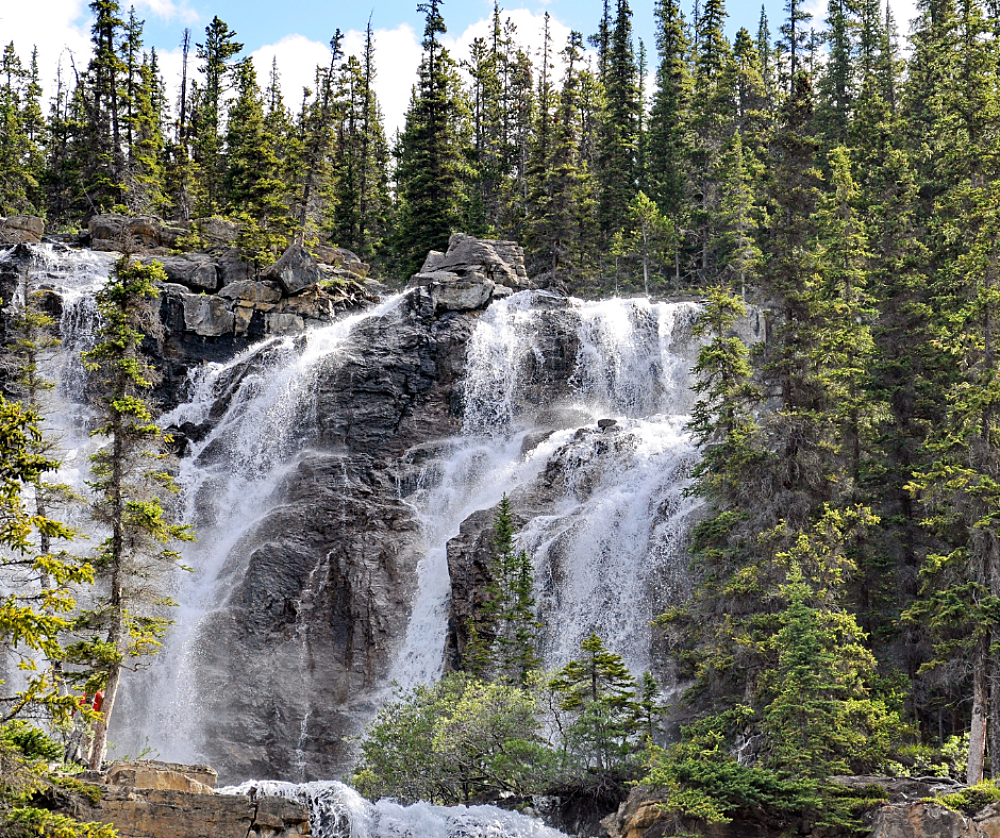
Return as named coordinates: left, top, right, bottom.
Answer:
left=353, top=672, right=556, bottom=804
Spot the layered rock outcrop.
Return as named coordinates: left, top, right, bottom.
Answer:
left=0, top=214, right=45, bottom=244
left=183, top=285, right=483, bottom=781
left=55, top=761, right=310, bottom=838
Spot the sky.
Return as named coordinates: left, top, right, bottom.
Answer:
left=2, top=0, right=921, bottom=140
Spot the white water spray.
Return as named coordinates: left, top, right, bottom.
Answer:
left=219, top=780, right=571, bottom=838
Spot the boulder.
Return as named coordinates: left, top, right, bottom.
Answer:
left=261, top=244, right=323, bottom=295
left=266, top=312, right=305, bottom=335
left=56, top=760, right=308, bottom=838
left=64, top=786, right=309, bottom=838
left=311, top=244, right=368, bottom=276
left=420, top=250, right=445, bottom=273
left=193, top=216, right=241, bottom=245
left=410, top=232, right=529, bottom=289
left=105, top=760, right=217, bottom=794
left=218, top=280, right=283, bottom=304
left=217, top=247, right=254, bottom=286
left=88, top=214, right=182, bottom=252
left=870, top=802, right=979, bottom=838
left=0, top=215, right=44, bottom=244
left=427, top=277, right=496, bottom=313
left=182, top=295, right=236, bottom=336
left=143, top=254, right=219, bottom=292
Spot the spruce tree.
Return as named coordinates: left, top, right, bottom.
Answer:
left=393, top=0, right=472, bottom=276
left=223, top=58, right=292, bottom=270
left=597, top=0, right=641, bottom=241
left=192, top=16, right=243, bottom=216
left=81, top=257, right=193, bottom=768
left=648, top=0, right=691, bottom=222
left=465, top=495, right=540, bottom=685
left=548, top=632, right=644, bottom=772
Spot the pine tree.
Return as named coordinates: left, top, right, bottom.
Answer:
left=648, top=0, right=691, bottom=222
left=78, top=0, right=127, bottom=213
left=760, top=563, right=900, bottom=777
left=688, top=0, right=735, bottom=285
left=0, top=393, right=88, bottom=724
left=223, top=58, right=292, bottom=269
left=0, top=43, right=33, bottom=215
left=548, top=632, right=643, bottom=772
left=527, top=30, right=593, bottom=284
left=815, top=0, right=854, bottom=146
left=326, top=27, right=392, bottom=262
left=191, top=16, right=243, bottom=216
left=614, top=191, right=674, bottom=294
left=465, top=495, right=540, bottom=685
left=81, top=257, right=193, bottom=768
left=780, top=0, right=813, bottom=86
left=715, top=131, right=762, bottom=295
left=597, top=0, right=641, bottom=240
left=393, top=0, right=472, bottom=276
left=732, top=27, right=769, bottom=153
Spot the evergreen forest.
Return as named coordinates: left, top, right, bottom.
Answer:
left=9, top=0, right=1000, bottom=834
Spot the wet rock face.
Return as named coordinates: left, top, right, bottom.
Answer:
left=186, top=288, right=481, bottom=782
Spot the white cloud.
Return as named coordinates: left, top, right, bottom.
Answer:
left=251, top=34, right=335, bottom=106
left=131, top=0, right=199, bottom=25
left=2, top=0, right=92, bottom=101
left=343, top=23, right=423, bottom=141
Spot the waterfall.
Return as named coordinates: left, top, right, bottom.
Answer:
left=218, top=780, right=571, bottom=838
left=398, top=292, right=703, bottom=678
left=113, top=291, right=409, bottom=764
left=7, top=243, right=710, bottom=781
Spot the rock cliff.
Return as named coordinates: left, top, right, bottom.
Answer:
left=52, top=761, right=310, bottom=838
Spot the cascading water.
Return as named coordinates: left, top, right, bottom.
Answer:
left=113, top=291, right=409, bottom=763
left=218, top=780, right=571, bottom=838
left=0, top=242, right=725, bottom=838
left=4, top=244, right=719, bottom=823
left=399, top=291, right=704, bottom=678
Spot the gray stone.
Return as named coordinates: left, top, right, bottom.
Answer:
left=193, top=216, right=241, bottom=244
left=266, top=312, right=305, bottom=335
left=172, top=287, right=479, bottom=782
left=261, top=244, right=323, bottom=294
left=217, top=247, right=253, bottom=286
left=410, top=233, right=530, bottom=290
left=0, top=215, right=44, bottom=244
left=89, top=214, right=172, bottom=252
left=182, top=295, right=235, bottom=336
left=427, top=277, right=495, bottom=312
left=435, top=232, right=524, bottom=287
left=218, top=280, right=282, bottom=304
left=420, top=250, right=445, bottom=273
left=143, top=254, right=219, bottom=292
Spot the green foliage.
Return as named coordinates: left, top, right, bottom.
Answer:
left=547, top=632, right=648, bottom=774
left=353, top=672, right=553, bottom=804
left=0, top=724, right=63, bottom=763
left=642, top=709, right=888, bottom=836
left=463, top=495, right=541, bottom=685
left=5, top=808, right=117, bottom=838
left=79, top=257, right=193, bottom=768
left=933, top=781, right=1000, bottom=815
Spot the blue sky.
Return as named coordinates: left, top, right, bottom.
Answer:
left=6, top=0, right=918, bottom=138
left=132, top=0, right=783, bottom=58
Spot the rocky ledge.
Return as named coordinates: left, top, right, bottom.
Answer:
left=54, top=760, right=309, bottom=838
left=602, top=776, right=1000, bottom=838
